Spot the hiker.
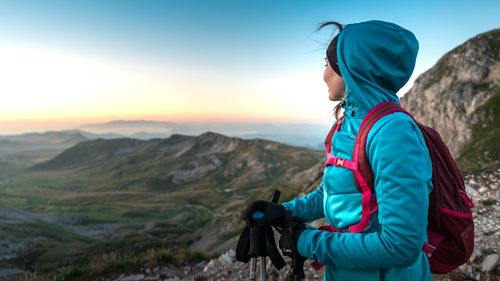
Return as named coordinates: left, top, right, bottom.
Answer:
left=244, top=20, right=435, bottom=280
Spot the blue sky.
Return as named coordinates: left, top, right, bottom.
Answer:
left=2, top=0, right=498, bottom=74
left=0, top=0, right=498, bottom=134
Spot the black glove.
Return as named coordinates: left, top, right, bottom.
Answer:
left=236, top=190, right=287, bottom=271
left=242, top=200, right=287, bottom=227
left=279, top=212, right=307, bottom=281
left=278, top=211, right=306, bottom=258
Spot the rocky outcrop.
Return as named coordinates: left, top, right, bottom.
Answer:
left=401, top=28, right=500, bottom=158
left=170, top=155, right=225, bottom=183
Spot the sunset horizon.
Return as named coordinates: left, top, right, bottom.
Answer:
left=0, top=114, right=333, bottom=135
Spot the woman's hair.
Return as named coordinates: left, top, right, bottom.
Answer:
left=316, top=21, right=343, bottom=35
left=316, top=21, right=345, bottom=120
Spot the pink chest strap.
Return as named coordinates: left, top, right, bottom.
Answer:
left=323, top=117, right=378, bottom=234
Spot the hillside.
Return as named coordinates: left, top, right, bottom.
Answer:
left=30, top=132, right=322, bottom=193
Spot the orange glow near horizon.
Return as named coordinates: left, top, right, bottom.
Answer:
left=0, top=45, right=336, bottom=135
left=0, top=112, right=328, bottom=135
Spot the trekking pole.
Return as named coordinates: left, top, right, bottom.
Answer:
left=249, top=256, right=267, bottom=281
left=259, top=190, right=279, bottom=281
left=248, top=190, right=281, bottom=281
left=250, top=257, right=257, bottom=281
left=260, top=256, right=266, bottom=281
left=250, top=210, right=264, bottom=281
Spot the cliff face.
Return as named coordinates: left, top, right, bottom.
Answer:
left=401, top=29, right=500, bottom=159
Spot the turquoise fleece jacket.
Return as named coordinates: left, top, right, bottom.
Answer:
left=282, top=20, right=434, bottom=281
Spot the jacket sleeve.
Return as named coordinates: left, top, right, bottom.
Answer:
left=281, top=183, right=325, bottom=222
left=297, top=115, right=433, bottom=269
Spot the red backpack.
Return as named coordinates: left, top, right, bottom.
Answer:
left=322, top=101, right=475, bottom=274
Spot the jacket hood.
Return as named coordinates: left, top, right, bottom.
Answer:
left=337, top=20, right=419, bottom=115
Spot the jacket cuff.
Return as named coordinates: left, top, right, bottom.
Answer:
left=281, top=202, right=291, bottom=211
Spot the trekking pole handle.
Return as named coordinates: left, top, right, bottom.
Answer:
left=251, top=211, right=264, bottom=220
left=251, top=189, right=280, bottom=220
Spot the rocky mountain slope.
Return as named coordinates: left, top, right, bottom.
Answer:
left=30, top=132, right=323, bottom=193
left=401, top=28, right=499, bottom=171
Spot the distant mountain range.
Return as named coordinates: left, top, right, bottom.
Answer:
left=0, top=130, right=123, bottom=146
left=79, top=120, right=331, bottom=149
left=0, top=131, right=89, bottom=146
left=0, top=121, right=331, bottom=150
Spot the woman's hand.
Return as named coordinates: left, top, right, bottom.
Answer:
left=242, top=200, right=286, bottom=227
left=278, top=213, right=307, bottom=258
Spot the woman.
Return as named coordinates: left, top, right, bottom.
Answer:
left=245, top=20, right=434, bottom=281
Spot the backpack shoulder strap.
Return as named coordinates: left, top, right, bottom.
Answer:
left=324, top=117, right=344, bottom=155
left=348, top=101, right=410, bottom=233
left=354, top=101, right=410, bottom=192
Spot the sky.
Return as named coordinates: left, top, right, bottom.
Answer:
left=0, top=0, right=498, bottom=134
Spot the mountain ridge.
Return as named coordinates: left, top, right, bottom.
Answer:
left=401, top=28, right=500, bottom=171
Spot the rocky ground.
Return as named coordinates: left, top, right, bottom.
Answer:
left=94, top=250, right=326, bottom=281
left=438, top=168, right=500, bottom=281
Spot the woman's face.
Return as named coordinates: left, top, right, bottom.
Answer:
left=323, top=58, right=346, bottom=101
